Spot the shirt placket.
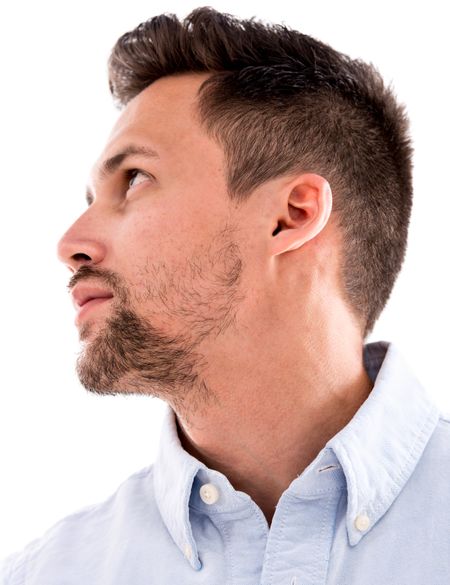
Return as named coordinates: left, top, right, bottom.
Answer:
left=259, top=449, right=346, bottom=585
left=260, top=486, right=345, bottom=585
left=190, top=470, right=270, bottom=584
left=189, top=449, right=346, bottom=585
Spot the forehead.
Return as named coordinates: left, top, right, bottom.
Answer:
left=99, top=73, right=214, bottom=164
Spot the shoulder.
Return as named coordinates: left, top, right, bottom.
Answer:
left=0, top=465, right=155, bottom=585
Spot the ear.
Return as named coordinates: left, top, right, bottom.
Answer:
left=269, top=173, right=333, bottom=257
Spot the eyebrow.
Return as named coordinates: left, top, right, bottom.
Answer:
left=86, top=144, right=160, bottom=205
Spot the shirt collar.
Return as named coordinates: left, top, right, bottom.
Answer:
left=153, top=340, right=441, bottom=567
left=327, top=340, right=441, bottom=545
left=153, top=403, right=204, bottom=570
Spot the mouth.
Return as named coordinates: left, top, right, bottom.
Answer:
left=71, top=285, right=114, bottom=326
left=75, top=296, right=113, bottom=326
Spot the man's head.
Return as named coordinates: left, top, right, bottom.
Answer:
left=57, top=8, right=412, bottom=410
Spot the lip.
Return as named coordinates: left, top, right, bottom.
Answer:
left=74, top=296, right=113, bottom=326
left=71, top=284, right=114, bottom=325
left=71, top=285, right=114, bottom=308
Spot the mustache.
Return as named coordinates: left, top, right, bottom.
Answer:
left=67, top=265, right=124, bottom=295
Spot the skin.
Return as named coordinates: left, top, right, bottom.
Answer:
left=57, top=72, right=373, bottom=527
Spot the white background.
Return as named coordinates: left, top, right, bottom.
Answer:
left=0, top=0, right=448, bottom=557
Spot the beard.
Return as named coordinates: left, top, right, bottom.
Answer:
left=70, top=226, right=244, bottom=413
left=76, top=304, right=206, bottom=405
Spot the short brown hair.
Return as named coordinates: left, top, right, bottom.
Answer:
left=108, top=7, right=413, bottom=340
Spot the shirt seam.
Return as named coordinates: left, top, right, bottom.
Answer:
left=323, top=489, right=346, bottom=584
left=2, top=550, right=27, bottom=585
left=212, top=514, right=235, bottom=585
left=267, top=498, right=289, bottom=585
left=314, top=492, right=334, bottom=584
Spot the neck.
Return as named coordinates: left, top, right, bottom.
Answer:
left=172, top=318, right=373, bottom=527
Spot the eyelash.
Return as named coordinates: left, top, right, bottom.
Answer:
left=86, top=168, right=151, bottom=207
left=126, top=168, right=151, bottom=189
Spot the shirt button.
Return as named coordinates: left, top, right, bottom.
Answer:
left=199, top=482, right=220, bottom=504
left=354, top=513, right=371, bottom=531
left=183, top=543, right=192, bottom=560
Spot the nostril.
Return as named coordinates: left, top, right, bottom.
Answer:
left=72, top=253, right=92, bottom=262
left=272, top=222, right=282, bottom=236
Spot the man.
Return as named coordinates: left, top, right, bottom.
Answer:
left=2, top=6, right=449, bottom=584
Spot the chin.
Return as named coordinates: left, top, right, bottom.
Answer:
left=78, top=319, right=102, bottom=342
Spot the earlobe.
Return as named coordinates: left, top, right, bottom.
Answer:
left=270, top=174, right=333, bottom=257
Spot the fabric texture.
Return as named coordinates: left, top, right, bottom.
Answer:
left=2, top=340, right=450, bottom=584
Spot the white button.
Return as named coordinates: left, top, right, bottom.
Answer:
left=199, top=482, right=220, bottom=504
left=354, top=513, right=371, bottom=531
left=183, top=543, right=192, bottom=559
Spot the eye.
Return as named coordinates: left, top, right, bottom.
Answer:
left=126, top=168, right=152, bottom=190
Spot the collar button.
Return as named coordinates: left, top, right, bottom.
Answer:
left=354, top=513, right=371, bottom=531
left=183, top=543, right=192, bottom=559
left=199, top=482, right=220, bottom=504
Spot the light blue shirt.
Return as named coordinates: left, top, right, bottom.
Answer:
left=2, top=340, right=450, bottom=584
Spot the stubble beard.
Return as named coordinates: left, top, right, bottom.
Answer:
left=73, top=227, right=245, bottom=415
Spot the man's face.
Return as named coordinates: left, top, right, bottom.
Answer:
left=57, top=73, right=250, bottom=409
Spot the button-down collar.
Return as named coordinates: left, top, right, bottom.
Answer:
left=153, top=340, right=441, bottom=569
left=327, top=341, right=440, bottom=546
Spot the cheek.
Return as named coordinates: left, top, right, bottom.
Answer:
left=109, top=197, right=220, bottom=298
left=109, top=215, right=177, bottom=297
left=112, top=209, right=169, bottom=260
left=114, top=203, right=206, bottom=266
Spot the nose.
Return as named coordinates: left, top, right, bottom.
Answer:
left=57, top=212, right=107, bottom=273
